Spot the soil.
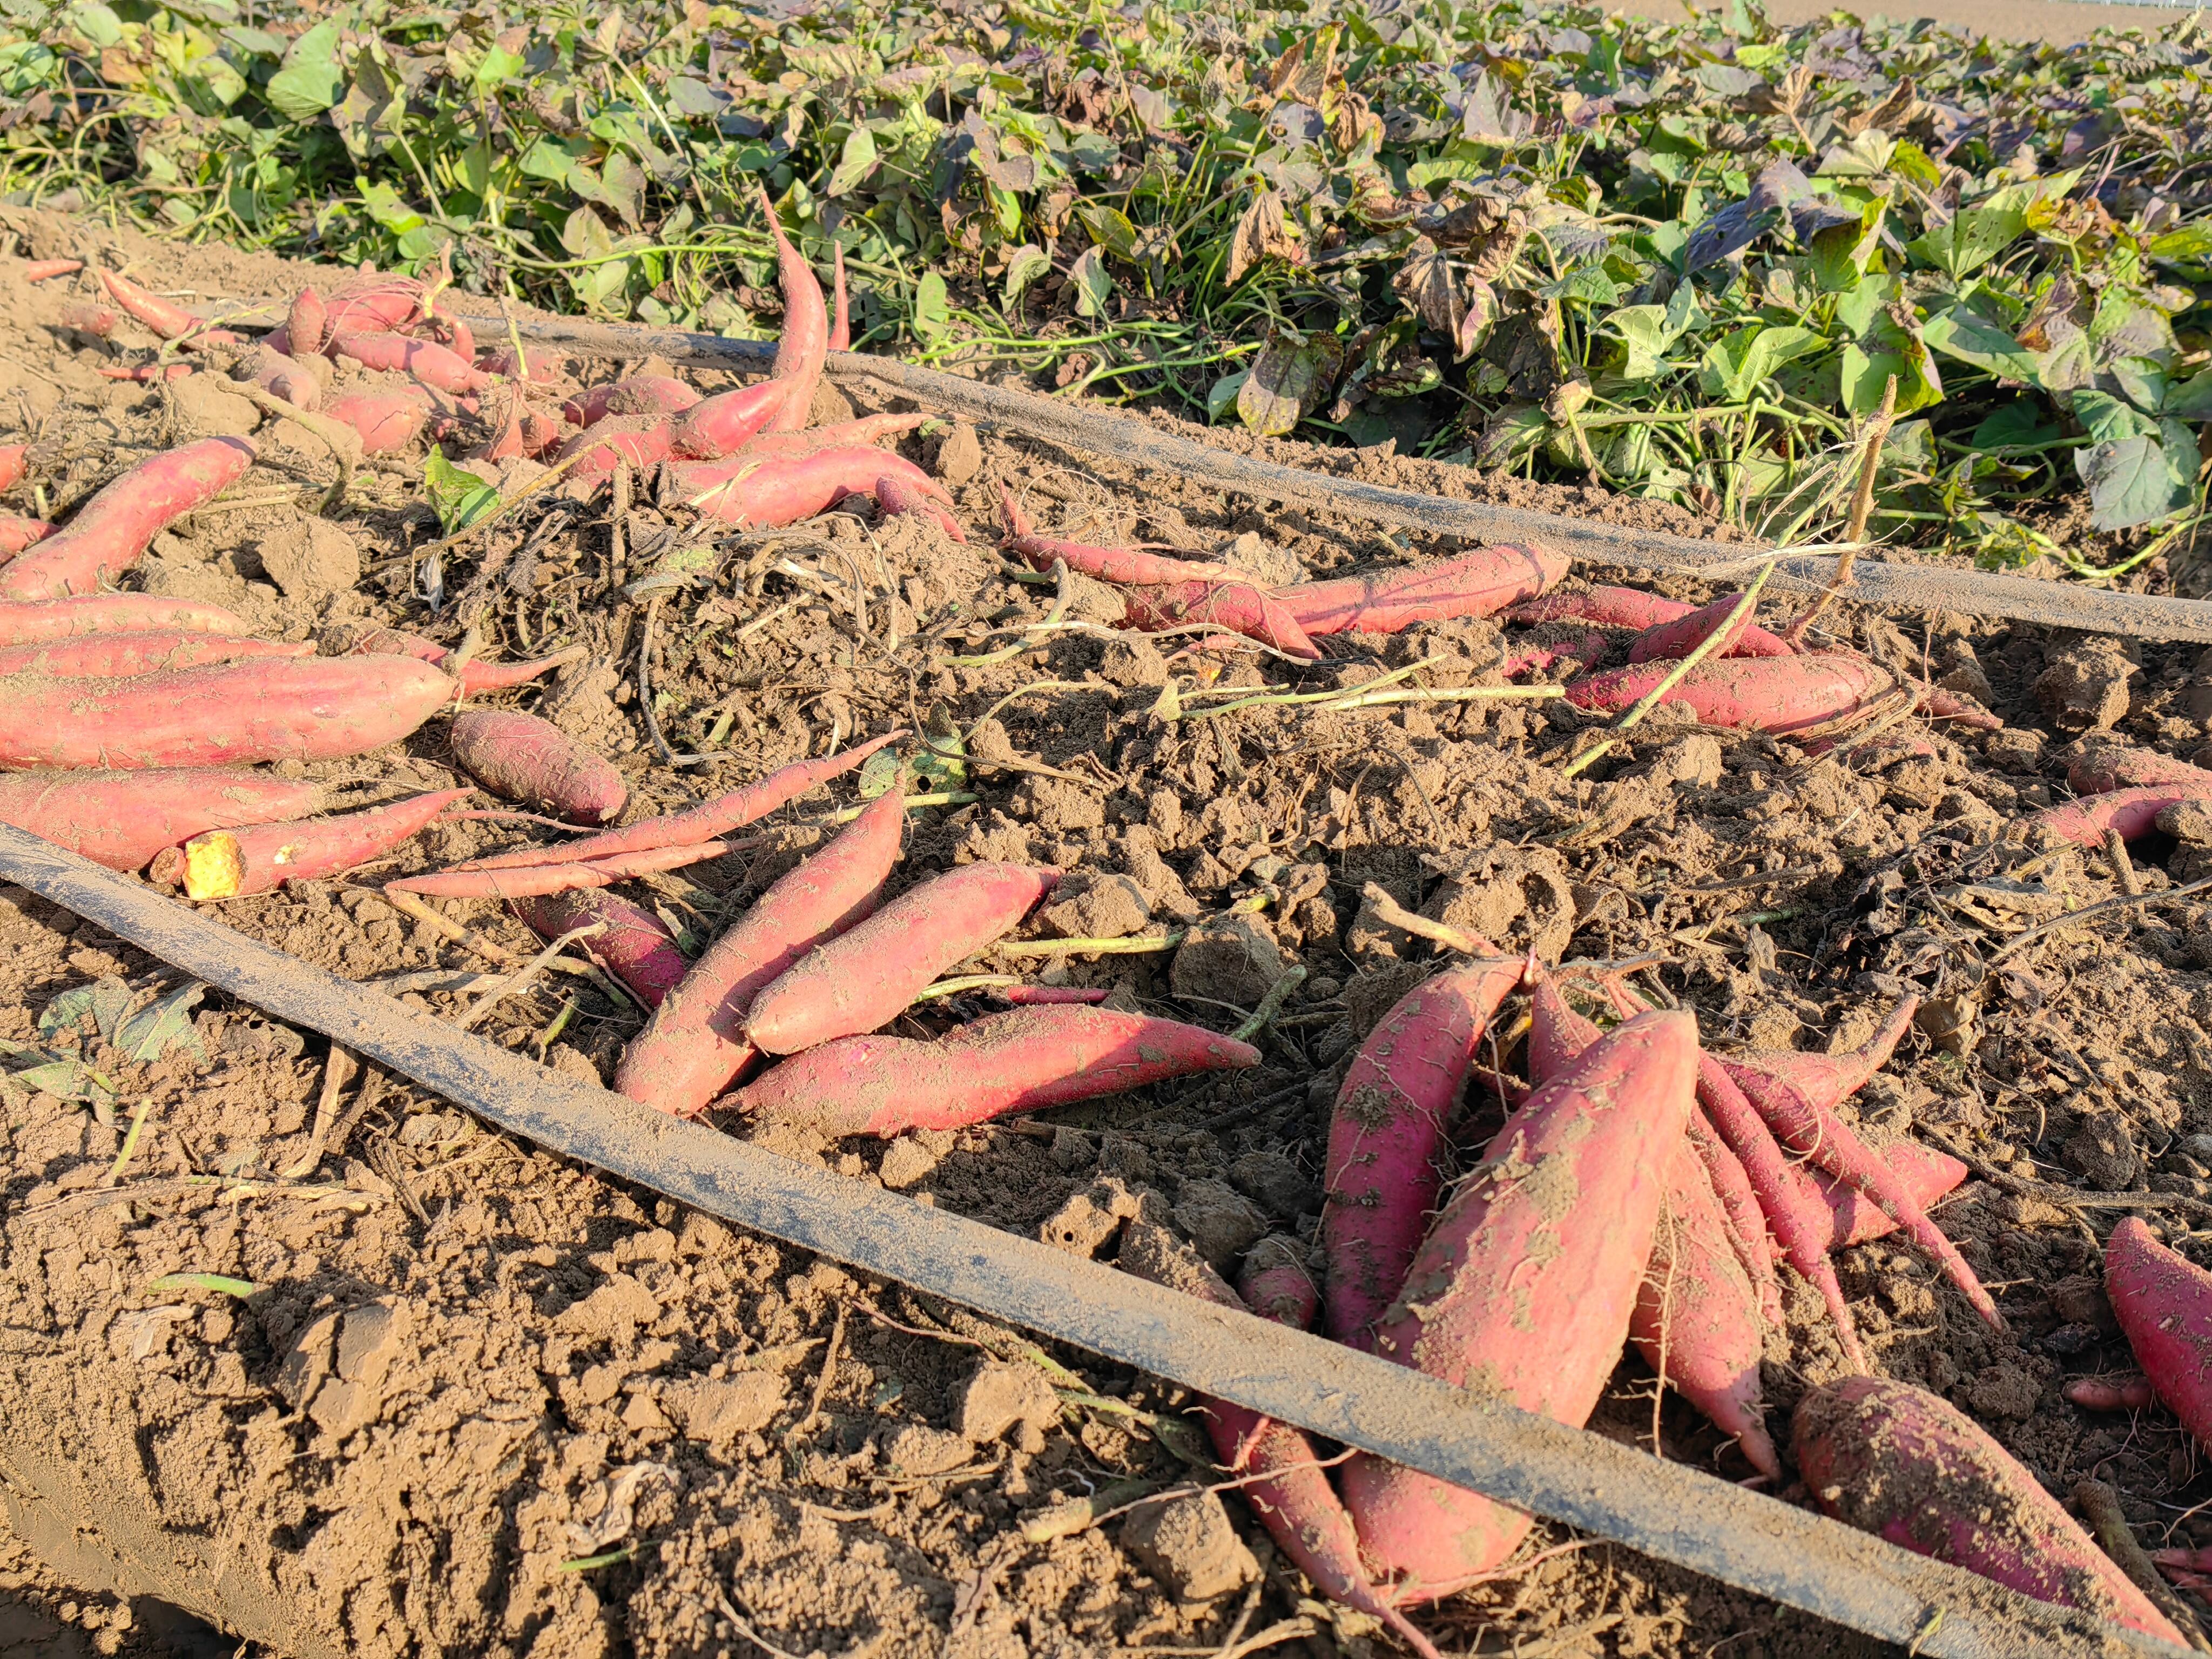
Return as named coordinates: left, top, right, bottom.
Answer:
left=3, top=204, right=2212, bottom=1659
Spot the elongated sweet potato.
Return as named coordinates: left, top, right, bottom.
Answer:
left=0, top=768, right=323, bottom=872
left=389, top=840, right=732, bottom=898
left=332, top=331, right=490, bottom=395
left=323, top=388, right=429, bottom=455
left=0, top=594, right=248, bottom=645
left=616, top=783, right=905, bottom=1115
left=1566, top=653, right=1893, bottom=734
left=563, top=375, right=701, bottom=426
left=0, top=655, right=454, bottom=770
left=96, top=270, right=241, bottom=345
left=1280, top=543, right=1568, bottom=637
left=1796, top=1376, right=2186, bottom=1644
left=1320, top=958, right=1522, bottom=1347
left=1506, top=585, right=1697, bottom=631
left=1115, top=1220, right=1442, bottom=1659
left=1816, top=1142, right=1969, bottom=1249
left=322, top=622, right=583, bottom=697
left=455, top=732, right=902, bottom=872
left=1626, top=592, right=1796, bottom=663
left=669, top=380, right=791, bottom=460
left=0, top=631, right=309, bottom=679
left=0, top=517, right=53, bottom=555
left=2106, top=1217, right=2212, bottom=1454
left=0, top=436, right=257, bottom=601
left=1121, top=577, right=1320, bottom=659
left=2069, top=747, right=2212, bottom=797
left=760, top=187, right=827, bottom=434
left=1338, top=1010, right=1697, bottom=1600
left=514, top=889, right=690, bottom=1009
left=24, top=258, right=82, bottom=282
left=1000, top=487, right=1238, bottom=585
left=745, top=862, right=1059, bottom=1054
left=158, top=787, right=471, bottom=899
left=2031, top=785, right=2212, bottom=848
left=671, top=448, right=956, bottom=531
left=2071, top=1376, right=2156, bottom=1412
left=731, top=1005, right=1257, bottom=1134
left=1685, top=1109, right=1782, bottom=1324
left=448, top=709, right=626, bottom=825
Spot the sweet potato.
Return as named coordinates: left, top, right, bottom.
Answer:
left=1685, top=1109, right=1783, bottom=1324
left=871, top=471, right=968, bottom=542
left=828, top=242, right=851, bottom=354
left=447, top=709, right=626, bottom=825
left=563, top=375, right=701, bottom=427
left=1115, top=1220, right=1442, bottom=1659
left=730, top=1004, right=1257, bottom=1133
left=2031, top=785, right=2212, bottom=848
left=2106, top=1217, right=2212, bottom=1453
left=0, top=631, right=308, bottom=679
left=553, top=413, right=677, bottom=482
left=2069, top=747, right=2212, bottom=796
left=1338, top=1010, right=1697, bottom=1599
left=415, top=311, right=474, bottom=365
left=1566, top=653, right=1893, bottom=734
left=0, top=517, right=52, bottom=555
left=1506, top=585, right=1697, bottom=631
left=1732, top=994, right=1919, bottom=1115
left=455, top=732, right=902, bottom=873
left=0, top=436, right=256, bottom=602
left=671, top=448, right=957, bottom=531
left=1279, top=543, right=1568, bottom=637
left=0, top=593, right=248, bottom=645
left=388, top=841, right=733, bottom=899
left=332, top=331, right=490, bottom=395
left=1795, top=1375, right=2186, bottom=1644
left=1816, top=1142, right=1969, bottom=1249
left=668, top=380, right=791, bottom=461
left=62, top=305, right=117, bottom=338
left=323, top=388, right=429, bottom=455
left=319, top=279, right=428, bottom=342
left=24, top=259, right=82, bottom=282
left=759, top=187, right=827, bottom=434
left=236, top=344, right=321, bottom=410
left=1320, top=958, right=1522, bottom=1347
left=745, top=862, right=1060, bottom=1054
left=0, top=445, right=24, bottom=491
left=2071, top=1376, right=2157, bottom=1412
left=1626, top=592, right=1796, bottom=663
left=1121, top=577, right=1320, bottom=659
left=1237, top=1236, right=1320, bottom=1328
left=0, top=655, right=454, bottom=770
left=98, top=363, right=194, bottom=385
left=323, top=623, right=583, bottom=697
left=514, top=889, right=690, bottom=1009
left=740, top=413, right=932, bottom=461
left=999, top=486, right=1239, bottom=585
left=157, top=787, right=471, bottom=899
left=0, top=768, right=322, bottom=872
left=616, top=782, right=905, bottom=1115
left=287, top=286, right=327, bottom=356
left=96, top=270, right=241, bottom=345
left=1502, top=633, right=1606, bottom=679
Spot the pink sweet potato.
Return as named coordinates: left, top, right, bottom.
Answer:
left=1625, top=592, right=1796, bottom=663
left=872, top=470, right=967, bottom=543
left=1237, top=1236, right=1320, bottom=1328
left=318, top=280, right=428, bottom=342
left=236, top=344, right=321, bottom=410
left=739, top=413, right=931, bottom=461
left=1000, top=486, right=1238, bottom=585
left=759, top=187, right=827, bottom=435
left=514, top=889, right=690, bottom=1009
left=323, top=388, right=429, bottom=455
left=456, top=732, right=903, bottom=873
left=389, top=841, right=733, bottom=899
left=1816, top=1142, right=1969, bottom=1249
left=1566, top=653, right=1893, bottom=735
left=1506, top=585, right=1698, bottom=631
left=563, top=375, right=701, bottom=426
left=745, top=862, right=1060, bottom=1054
left=671, top=448, right=956, bottom=531
left=0, top=655, right=454, bottom=770
left=96, top=270, right=240, bottom=345
left=98, top=363, right=194, bottom=384
left=1115, top=1220, right=1442, bottom=1659
left=332, top=331, right=489, bottom=395
left=2070, top=1376, right=2157, bottom=1412
left=1280, top=543, right=1568, bottom=637
left=1338, top=1010, right=1697, bottom=1600
left=2031, top=785, right=2212, bottom=848
left=554, top=413, right=677, bottom=481
left=2069, top=747, right=2212, bottom=797
left=1686, top=1109, right=1782, bottom=1324
left=0, top=768, right=322, bottom=872
left=1795, top=1375, right=2186, bottom=1644
left=2107, top=1216, right=2212, bottom=1453
left=0, top=594, right=248, bottom=645
left=1732, top=994, right=1919, bottom=1115
left=0, top=517, right=53, bottom=555
left=62, top=304, right=117, bottom=338
left=24, top=259, right=82, bottom=282
left=1121, top=577, right=1319, bottom=659
left=1320, top=958, right=1523, bottom=1347
left=616, top=782, right=905, bottom=1115
left=669, top=380, right=791, bottom=460
left=730, top=1005, right=1257, bottom=1134
left=447, top=708, right=626, bottom=825
left=156, top=787, right=470, bottom=899
left=0, top=436, right=257, bottom=601
left=0, top=445, right=24, bottom=492
left=287, top=286, right=327, bottom=356
left=0, top=631, right=310, bottom=679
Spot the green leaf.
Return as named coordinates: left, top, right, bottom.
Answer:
left=112, top=982, right=207, bottom=1065
left=520, top=135, right=589, bottom=185
left=2076, top=432, right=2193, bottom=531
left=913, top=269, right=952, bottom=339
left=2071, top=388, right=2157, bottom=446
left=70, top=3, right=124, bottom=48
left=1921, top=302, right=2041, bottom=383
left=1601, top=305, right=1669, bottom=381
left=1969, top=403, right=2059, bottom=451
left=1206, top=368, right=1249, bottom=423
left=2150, top=220, right=2212, bottom=277
left=41, top=976, right=134, bottom=1042
left=2164, top=372, right=2212, bottom=423
left=264, top=19, right=345, bottom=122
left=1906, top=200, right=2027, bottom=279
left=1078, top=203, right=1139, bottom=264
left=474, top=44, right=526, bottom=92
left=1698, top=323, right=1820, bottom=401
left=1067, top=247, right=1112, bottom=320
left=1002, top=244, right=1050, bottom=307
left=827, top=126, right=879, bottom=197
left=422, top=448, right=502, bottom=536
left=1237, top=333, right=1343, bottom=438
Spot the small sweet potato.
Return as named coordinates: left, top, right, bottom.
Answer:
left=0, top=445, right=24, bottom=492
left=552, top=414, right=677, bottom=482
left=0, top=517, right=53, bottom=555
left=2069, top=747, right=2212, bottom=796
left=447, top=709, right=626, bottom=825
left=332, top=331, right=490, bottom=395
left=2031, top=785, right=2212, bottom=848
left=671, top=448, right=956, bottom=531
left=1506, top=585, right=1697, bottom=631
left=1120, top=577, right=1319, bottom=659
left=514, top=889, right=690, bottom=1009
left=323, top=388, right=430, bottom=455
left=0, top=768, right=323, bottom=872
left=1625, top=592, right=1796, bottom=663
left=1000, top=486, right=1239, bottom=585
left=0, top=436, right=258, bottom=601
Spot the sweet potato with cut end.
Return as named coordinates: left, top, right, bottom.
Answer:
left=1280, top=543, right=1568, bottom=637
left=514, top=889, right=689, bottom=1009
left=563, top=375, right=702, bottom=426
left=2070, top=747, right=2212, bottom=796
left=388, top=841, right=732, bottom=899
left=1506, top=585, right=1698, bottom=631
left=456, top=732, right=903, bottom=873
left=1115, top=1220, right=1442, bottom=1659
left=2031, top=785, right=2212, bottom=848
left=1626, top=592, right=1796, bottom=663
left=1320, top=958, right=1522, bottom=1348
left=999, top=486, right=1239, bottom=585
left=0, top=768, right=323, bottom=872
left=617, top=783, right=905, bottom=1115
left=323, top=388, right=430, bottom=455
left=760, top=186, right=827, bottom=435
left=0, top=517, right=53, bottom=555
left=1121, top=577, right=1319, bottom=659
left=730, top=1005, right=1258, bottom=1134
left=1815, top=1141, right=1969, bottom=1249
left=745, top=862, right=1060, bottom=1054
left=669, top=380, right=791, bottom=460
left=157, top=787, right=471, bottom=899
left=1795, top=1375, right=2186, bottom=1644
left=1566, top=653, right=1893, bottom=735
left=448, top=709, right=626, bottom=825
left=332, top=331, right=490, bottom=395
left=0, top=631, right=308, bottom=679
left=0, top=655, right=454, bottom=771
left=2107, top=1216, right=2212, bottom=1454
left=1338, top=1011, right=1697, bottom=1600
left=0, top=436, right=257, bottom=601
left=671, top=448, right=955, bottom=531
left=0, top=594, right=249, bottom=645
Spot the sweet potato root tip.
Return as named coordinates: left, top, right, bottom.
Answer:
left=873, top=471, right=968, bottom=542
left=0, top=435, right=257, bottom=601
left=744, top=861, right=1060, bottom=1054
left=448, top=709, right=627, bottom=825
left=514, top=889, right=689, bottom=1009
left=2107, top=1217, right=2212, bottom=1454
left=1795, top=1376, right=2187, bottom=1644
left=760, top=184, right=828, bottom=434
left=1279, top=542, right=1568, bottom=636
left=1734, top=994, right=1919, bottom=1115
left=386, top=840, right=732, bottom=899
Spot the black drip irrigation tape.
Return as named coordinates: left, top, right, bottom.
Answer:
left=0, top=826, right=2177, bottom=1659
left=473, top=312, right=2212, bottom=645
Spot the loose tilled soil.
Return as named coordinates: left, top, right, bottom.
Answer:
left=1, top=207, right=2210, bottom=1659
